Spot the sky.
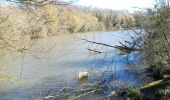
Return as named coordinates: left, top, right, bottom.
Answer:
left=75, top=0, right=155, bottom=12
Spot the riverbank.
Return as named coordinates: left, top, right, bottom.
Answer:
left=122, top=65, right=170, bottom=99
left=31, top=28, right=126, bottom=38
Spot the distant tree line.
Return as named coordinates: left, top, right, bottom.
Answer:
left=0, top=1, right=147, bottom=53
left=0, top=3, right=144, bottom=37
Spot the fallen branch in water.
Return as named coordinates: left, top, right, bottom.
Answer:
left=87, top=48, right=103, bottom=54
left=40, top=68, right=113, bottom=100
left=80, top=38, right=143, bottom=53
left=40, top=82, right=105, bottom=100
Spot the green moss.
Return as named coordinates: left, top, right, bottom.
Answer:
left=141, top=80, right=163, bottom=89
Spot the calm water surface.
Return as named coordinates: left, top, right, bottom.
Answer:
left=0, top=31, right=146, bottom=100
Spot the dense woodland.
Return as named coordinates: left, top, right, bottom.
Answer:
left=0, top=2, right=145, bottom=52
left=0, top=4, right=141, bottom=37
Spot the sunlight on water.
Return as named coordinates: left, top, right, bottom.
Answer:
left=0, top=31, right=146, bottom=100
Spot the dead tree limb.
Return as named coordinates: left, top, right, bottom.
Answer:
left=87, top=48, right=103, bottom=54
left=80, top=38, right=143, bottom=53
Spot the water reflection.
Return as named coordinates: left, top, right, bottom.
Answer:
left=0, top=31, right=146, bottom=100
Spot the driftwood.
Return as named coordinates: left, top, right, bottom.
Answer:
left=80, top=38, right=143, bottom=53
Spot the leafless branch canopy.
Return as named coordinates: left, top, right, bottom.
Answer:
left=5, top=0, right=78, bottom=6
left=80, top=38, right=143, bottom=53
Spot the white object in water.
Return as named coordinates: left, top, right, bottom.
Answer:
left=78, top=72, right=88, bottom=80
left=109, top=91, right=117, bottom=97
left=41, top=95, right=54, bottom=100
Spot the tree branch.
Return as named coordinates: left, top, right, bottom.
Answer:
left=6, top=0, right=78, bottom=6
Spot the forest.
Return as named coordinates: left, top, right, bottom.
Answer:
left=0, top=2, right=139, bottom=37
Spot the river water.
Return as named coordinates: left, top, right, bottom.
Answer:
left=0, top=30, right=147, bottom=100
